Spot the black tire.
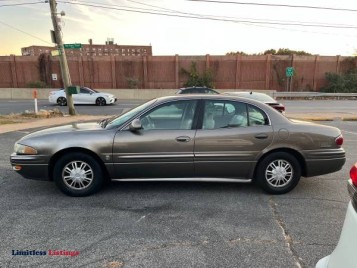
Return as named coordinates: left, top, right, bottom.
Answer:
left=96, top=97, right=106, bottom=106
left=256, top=152, right=301, bottom=194
left=57, top=97, right=67, bottom=106
left=53, top=152, right=103, bottom=197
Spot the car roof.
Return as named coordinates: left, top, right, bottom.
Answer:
left=156, top=94, right=267, bottom=106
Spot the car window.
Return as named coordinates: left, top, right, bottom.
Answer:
left=247, top=104, right=269, bottom=126
left=80, top=88, right=90, bottom=94
left=106, top=99, right=157, bottom=129
left=181, top=89, right=192, bottom=94
left=202, top=100, right=248, bottom=129
left=140, top=100, right=197, bottom=130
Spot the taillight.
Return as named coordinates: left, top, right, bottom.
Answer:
left=335, top=135, right=343, bottom=146
left=350, top=163, right=357, bottom=187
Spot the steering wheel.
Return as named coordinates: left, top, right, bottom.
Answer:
left=141, top=116, right=155, bottom=129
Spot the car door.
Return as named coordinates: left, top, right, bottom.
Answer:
left=112, top=100, right=198, bottom=179
left=73, top=87, right=93, bottom=104
left=194, top=100, right=273, bottom=179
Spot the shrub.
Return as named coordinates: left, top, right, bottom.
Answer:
left=321, top=70, right=357, bottom=93
left=181, top=62, right=214, bottom=88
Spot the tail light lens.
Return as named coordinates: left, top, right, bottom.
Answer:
left=350, top=163, right=357, bottom=187
left=335, top=134, right=343, bottom=146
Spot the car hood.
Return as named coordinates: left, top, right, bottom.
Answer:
left=19, top=122, right=102, bottom=141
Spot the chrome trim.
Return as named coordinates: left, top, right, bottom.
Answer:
left=116, top=154, right=193, bottom=159
left=111, top=178, right=252, bottom=183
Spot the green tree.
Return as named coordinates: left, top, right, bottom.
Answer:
left=263, top=48, right=312, bottom=56
left=226, top=51, right=248, bottom=56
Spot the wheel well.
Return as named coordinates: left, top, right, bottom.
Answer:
left=48, top=148, right=110, bottom=181
left=254, top=148, right=307, bottom=178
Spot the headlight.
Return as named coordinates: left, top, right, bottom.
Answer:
left=14, top=143, right=38, bottom=155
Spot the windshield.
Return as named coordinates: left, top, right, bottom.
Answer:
left=105, top=99, right=157, bottom=129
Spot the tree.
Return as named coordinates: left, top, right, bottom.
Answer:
left=264, top=48, right=312, bottom=56
left=226, top=51, right=248, bottom=56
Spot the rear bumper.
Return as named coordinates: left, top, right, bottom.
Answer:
left=303, top=148, right=345, bottom=177
left=10, top=153, right=50, bottom=181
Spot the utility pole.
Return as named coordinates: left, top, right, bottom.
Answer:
left=49, top=0, right=76, bottom=115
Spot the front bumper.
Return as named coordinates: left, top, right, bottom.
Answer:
left=107, top=96, right=117, bottom=104
left=10, top=153, right=49, bottom=181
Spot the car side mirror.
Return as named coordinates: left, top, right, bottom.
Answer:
left=129, top=118, right=142, bottom=131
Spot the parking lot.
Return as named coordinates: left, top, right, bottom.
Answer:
left=0, top=118, right=356, bottom=268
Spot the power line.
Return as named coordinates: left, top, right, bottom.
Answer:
left=57, top=1, right=357, bottom=29
left=126, top=0, right=357, bottom=28
left=187, top=0, right=357, bottom=13
left=0, top=19, right=52, bottom=45
left=0, top=1, right=46, bottom=8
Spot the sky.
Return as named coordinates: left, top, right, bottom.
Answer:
left=1, top=0, right=357, bottom=56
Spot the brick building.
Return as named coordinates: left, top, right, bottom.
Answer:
left=21, top=40, right=152, bottom=57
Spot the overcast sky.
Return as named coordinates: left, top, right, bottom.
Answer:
left=1, top=0, right=357, bottom=56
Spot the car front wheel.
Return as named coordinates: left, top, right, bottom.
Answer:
left=256, top=152, right=301, bottom=194
left=53, top=152, right=103, bottom=197
left=57, top=97, right=67, bottom=106
left=96, top=97, right=106, bottom=106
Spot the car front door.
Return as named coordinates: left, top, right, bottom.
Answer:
left=194, top=100, right=273, bottom=179
left=112, top=100, right=198, bottom=179
left=73, top=87, right=93, bottom=104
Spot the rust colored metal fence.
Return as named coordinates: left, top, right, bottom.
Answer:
left=0, top=54, right=354, bottom=91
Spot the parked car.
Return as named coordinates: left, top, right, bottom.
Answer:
left=224, top=91, right=285, bottom=114
left=315, top=162, right=357, bottom=268
left=11, top=95, right=345, bottom=197
left=176, top=87, right=219, bottom=95
left=49, top=87, right=117, bottom=106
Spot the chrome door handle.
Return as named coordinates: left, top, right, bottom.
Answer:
left=176, top=136, right=191, bottom=142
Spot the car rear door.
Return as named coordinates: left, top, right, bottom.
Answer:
left=112, top=100, right=198, bottom=179
left=194, top=100, right=273, bottom=179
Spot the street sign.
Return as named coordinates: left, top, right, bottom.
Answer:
left=51, top=50, right=60, bottom=56
left=67, top=86, right=79, bottom=95
left=63, top=43, right=82, bottom=49
left=286, top=67, right=295, bottom=77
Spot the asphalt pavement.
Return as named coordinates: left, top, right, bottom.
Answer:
left=0, top=121, right=356, bottom=268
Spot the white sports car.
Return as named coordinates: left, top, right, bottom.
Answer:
left=49, top=87, right=117, bottom=106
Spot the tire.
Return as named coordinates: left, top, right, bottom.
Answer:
left=96, top=97, right=106, bottom=106
left=53, top=152, right=103, bottom=197
left=57, top=97, right=67, bottom=106
left=256, top=152, right=301, bottom=194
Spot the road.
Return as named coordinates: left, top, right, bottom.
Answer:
left=0, top=121, right=356, bottom=268
left=0, top=99, right=356, bottom=116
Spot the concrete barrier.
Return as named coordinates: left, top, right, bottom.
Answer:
left=0, top=88, right=264, bottom=100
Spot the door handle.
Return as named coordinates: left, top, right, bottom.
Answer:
left=176, top=136, right=191, bottom=142
left=254, top=133, right=268, bottom=139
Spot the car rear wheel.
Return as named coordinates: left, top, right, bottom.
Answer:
left=96, top=97, right=106, bottom=106
left=256, top=152, right=301, bottom=194
left=53, top=152, right=103, bottom=197
left=57, top=97, right=67, bottom=106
